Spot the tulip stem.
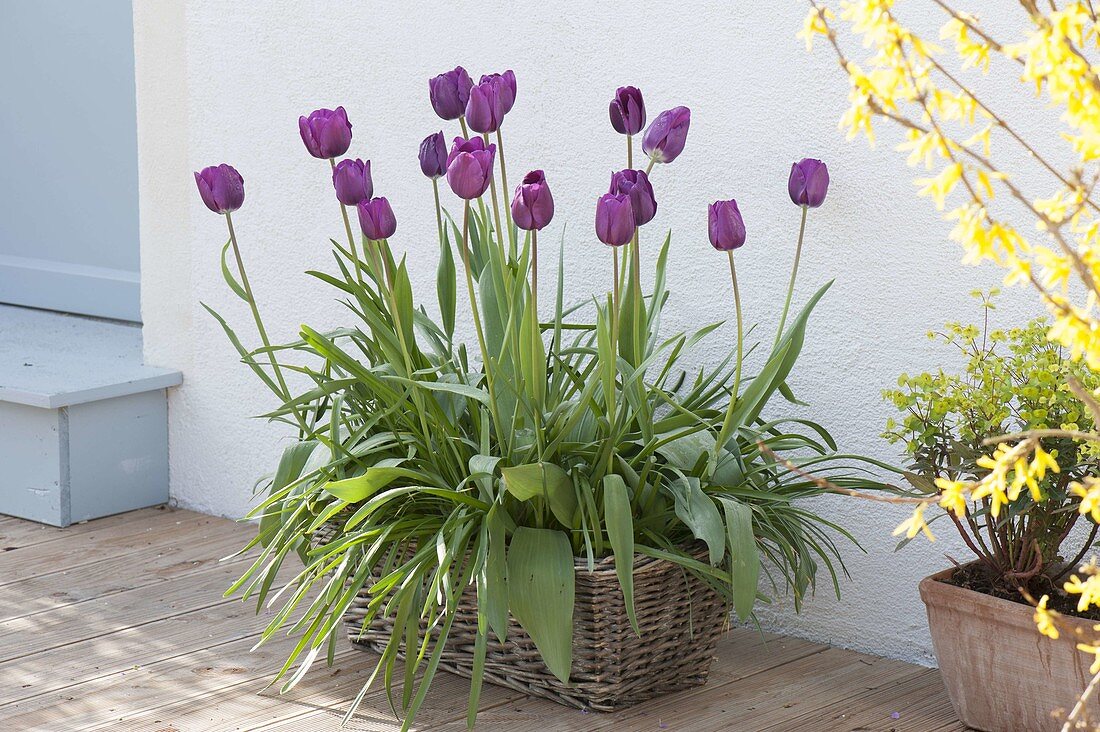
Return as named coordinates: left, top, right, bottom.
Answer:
left=644, top=156, right=656, bottom=176
left=632, top=229, right=641, bottom=300
left=431, top=178, right=445, bottom=246
left=627, top=135, right=633, bottom=169
left=713, top=249, right=744, bottom=467
left=531, top=228, right=538, bottom=322
left=329, top=158, right=364, bottom=285
left=612, top=247, right=621, bottom=313
left=224, top=212, right=307, bottom=434
left=775, top=205, right=808, bottom=350
left=460, top=202, right=503, bottom=439
left=459, top=116, right=470, bottom=141
left=482, top=133, right=508, bottom=264
left=496, top=128, right=515, bottom=259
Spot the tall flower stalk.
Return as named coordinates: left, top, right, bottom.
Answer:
left=776, top=159, right=829, bottom=346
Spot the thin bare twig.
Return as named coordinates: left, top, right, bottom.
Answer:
left=755, top=441, right=924, bottom=505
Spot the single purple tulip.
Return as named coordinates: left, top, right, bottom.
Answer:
left=465, top=79, right=507, bottom=134
left=595, top=193, right=635, bottom=247
left=708, top=199, right=746, bottom=251
left=642, top=106, right=691, bottom=164
left=480, top=70, right=517, bottom=115
left=788, top=158, right=830, bottom=208
left=429, top=66, right=473, bottom=121
left=331, top=158, right=373, bottom=206
left=608, top=169, right=657, bottom=226
left=419, top=131, right=448, bottom=179
left=446, top=136, right=496, bottom=199
left=298, top=107, right=353, bottom=159
left=609, top=86, right=645, bottom=136
left=357, top=196, right=397, bottom=240
left=512, top=170, right=554, bottom=231
left=195, top=164, right=245, bottom=214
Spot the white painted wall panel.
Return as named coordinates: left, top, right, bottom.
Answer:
left=134, top=0, right=1063, bottom=665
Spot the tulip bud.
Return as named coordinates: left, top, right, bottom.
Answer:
left=419, top=132, right=448, bottom=179
left=512, top=170, right=554, bottom=231
left=331, top=158, right=373, bottom=206
left=465, top=79, right=507, bottom=134
left=642, top=106, right=691, bottom=164
left=480, top=70, right=516, bottom=115
left=357, top=197, right=397, bottom=240
left=445, top=137, right=496, bottom=200
left=194, top=164, right=245, bottom=214
left=429, top=66, right=473, bottom=121
left=608, top=169, right=656, bottom=226
left=298, top=107, right=353, bottom=159
left=609, top=86, right=645, bottom=136
left=788, top=158, right=830, bottom=208
left=708, top=199, right=746, bottom=251
left=595, top=193, right=635, bottom=247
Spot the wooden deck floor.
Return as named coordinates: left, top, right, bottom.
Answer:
left=0, top=507, right=966, bottom=731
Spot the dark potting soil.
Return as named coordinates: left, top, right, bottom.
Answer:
left=944, top=563, right=1100, bottom=622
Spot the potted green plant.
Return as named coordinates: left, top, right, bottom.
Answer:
left=884, top=294, right=1100, bottom=731
left=196, top=69, right=892, bottom=730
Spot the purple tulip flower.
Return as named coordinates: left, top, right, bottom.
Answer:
left=195, top=164, right=245, bottom=214
left=480, top=70, right=517, bottom=115
left=429, top=66, right=473, bottom=121
left=708, top=199, right=746, bottom=251
left=357, top=196, right=397, bottom=240
left=465, top=78, right=507, bottom=134
left=609, top=86, right=645, bottom=136
left=512, top=170, right=554, bottom=231
left=419, top=132, right=448, bottom=179
left=331, top=158, right=373, bottom=206
left=788, top=158, right=830, bottom=208
left=642, top=106, right=691, bottom=164
left=446, top=136, right=496, bottom=199
left=595, top=193, right=635, bottom=247
left=298, top=107, right=353, bottom=159
left=609, top=169, right=657, bottom=226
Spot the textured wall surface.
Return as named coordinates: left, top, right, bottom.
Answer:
left=134, top=0, right=1062, bottom=665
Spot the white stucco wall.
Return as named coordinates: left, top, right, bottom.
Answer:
left=134, top=0, right=1064, bottom=666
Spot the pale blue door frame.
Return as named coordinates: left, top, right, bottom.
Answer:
left=0, top=0, right=140, bottom=322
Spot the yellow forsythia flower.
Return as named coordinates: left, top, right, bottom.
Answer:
left=893, top=502, right=934, bottom=541
left=1078, top=643, right=1100, bottom=674
left=935, top=477, right=968, bottom=517
left=1071, top=478, right=1100, bottom=524
left=1035, top=595, right=1060, bottom=640
left=1065, top=568, right=1100, bottom=613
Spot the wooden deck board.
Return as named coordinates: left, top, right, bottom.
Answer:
left=0, top=509, right=967, bottom=731
left=0, top=509, right=223, bottom=587
left=0, top=507, right=175, bottom=553
left=0, top=519, right=248, bottom=622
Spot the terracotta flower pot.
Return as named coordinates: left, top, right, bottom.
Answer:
left=920, top=566, right=1098, bottom=731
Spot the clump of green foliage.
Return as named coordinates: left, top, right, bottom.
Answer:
left=884, top=291, right=1100, bottom=589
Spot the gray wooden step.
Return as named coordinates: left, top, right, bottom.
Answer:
left=0, top=305, right=181, bottom=526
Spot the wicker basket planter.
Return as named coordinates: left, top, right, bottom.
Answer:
left=315, top=525, right=728, bottom=711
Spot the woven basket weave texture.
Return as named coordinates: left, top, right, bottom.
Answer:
left=313, top=523, right=728, bottom=711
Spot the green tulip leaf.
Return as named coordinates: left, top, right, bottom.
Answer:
left=718, top=496, right=760, bottom=620
left=603, top=475, right=638, bottom=635
left=507, top=527, right=575, bottom=684
left=501, top=462, right=576, bottom=528
left=321, top=467, right=426, bottom=503
left=668, top=477, right=726, bottom=565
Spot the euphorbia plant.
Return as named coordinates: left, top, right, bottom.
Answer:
left=884, top=294, right=1100, bottom=590
left=199, top=69, right=891, bottom=729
